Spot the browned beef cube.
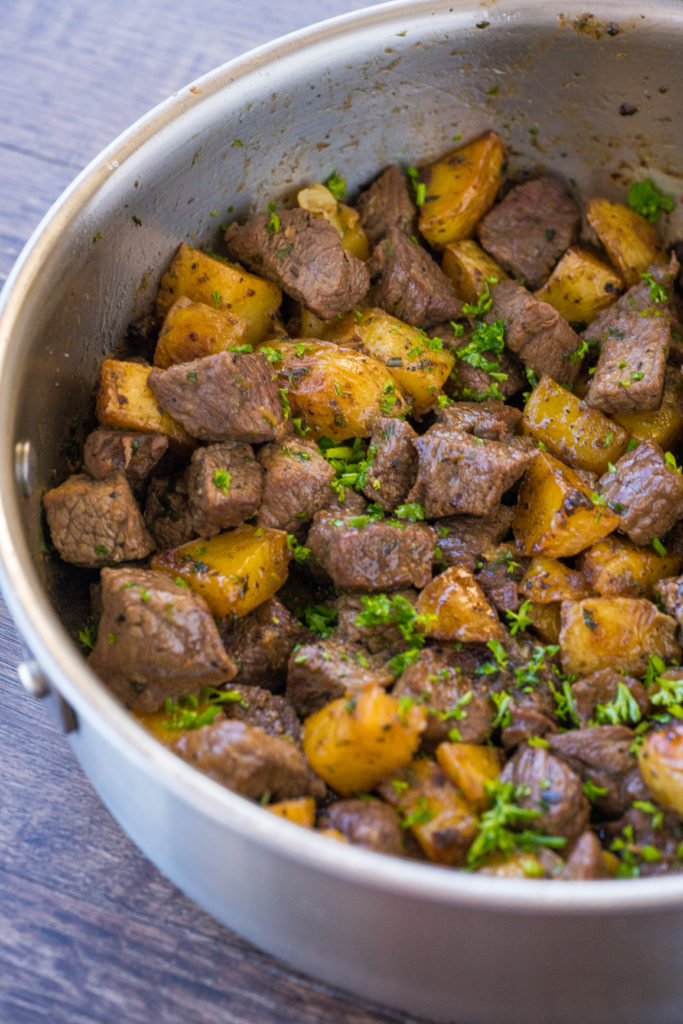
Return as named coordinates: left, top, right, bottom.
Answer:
left=83, top=428, right=168, bottom=482
left=546, top=725, right=647, bottom=818
left=324, top=487, right=368, bottom=516
left=224, top=208, right=370, bottom=319
left=257, top=438, right=336, bottom=532
left=601, top=805, right=683, bottom=877
left=477, top=177, right=580, bottom=289
left=475, top=546, right=530, bottom=614
left=449, top=338, right=526, bottom=401
left=43, top=471, right=154, bottom=568
left=172, top=719, right=324, bottom=800
left=558, top=831, right=611, bottom=880
left=285, top=636, right=393, bottom=716
left=585, top=312, right=668, bottom=414
left=500, top=688, right=557, bottom=750
left=392, top=648, right=493, bottom=750
left=369, top=228, right=462, bottom=329
left=570, top=668, right=650, bottom=727
left=307, top=512, right=436, bottom=591
left=407, top=425, right=535, bottom=518
left=598, top=440, right=683, bottom=544
left=363, top=415, right=418, bottom=511
left=582, top=253, right=681, bottom=344
left=487, top=280, right=581, bottom=386
left=435, top=399, right=522, bottom=440
left=144, top=474, right=196, bottom=550
left=220, top=596, right=310, bottom=690
left=435, top=507, right=515, bottom=571
left=657, top=576, right=683, bottom=627
left=335, top=590, right=418, bottom=655
left=186, top=441, right=263, bottom=537
left=148, top=350, right=287, bottom=443
left=356, top=166, right=417, bottom=247
left=88, top=567, right=237, bottom=710
left=318, top=798, right=404, bottom=855
left=216, top=683, right=302, bottom=744
left=500, top=744, right=589, bottom=842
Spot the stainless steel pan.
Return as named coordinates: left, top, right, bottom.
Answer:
left=1, top=2, right=682, bottom=1022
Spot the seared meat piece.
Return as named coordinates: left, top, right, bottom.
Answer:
left=43, top=471, right=154, bottom=568
left=369, top=228, right=462, bottom=329
left=257, top=438, right=336, bottom=532
left=435, top=507, right=515, bottom=571
left=224, top=208, right=370, bottom=319
left=475, top=547, right=529, bottom=615
left=601, top=805, right=683, bottom=877
left=434, top=399, right=522, bottom=440
left=324, top=487, right=368, bottom=516
left=83, top=428, right=168, bottom=482
left=363, top=415, right=418, bottom=511
left=220, top=596, right=310, bottom=690
left=172, top=719, right=324, bottom=800
left=186, top=441, right=263, bottom=537
left=476, top=177, right=580, bottom=289
left=144, top=474, right=196, bottom=550
left=88, top=567, right=236, bottom=711
left=335, top=590, right=418, bottom=655
left=318, top=798, right=404, bottom=855
left=500, top=744, right=590, bottom=842
left=307, top=511, right=436, bottom=590
left=407, top=425, right=534, bottom=518
left=657, top=575, right=683, bottom=627
left=285, top=636, right=393, bottom=716
left=487, top=280, right=581, bottom=386
left=570, top=669, right=650, bottom=727
left=597, top=440, right=683, bottom=545
left=217, top=683, right=303, bottom=744
left=558, top=831, right=611, bottom=880
left=148, top=351, right=287, bottom=443
left=585, top=312, right=668, bottom=414
left=547, top=725, right=648, bottom=817
left=392, top=648, right=493, bottom=749
left=448, top=328, right=526, bottom=400
left=500, top=693, right=557, bottom=750
left=583, top=253, right=681, bottom=343
left=356, top=166, right=417, bottom=247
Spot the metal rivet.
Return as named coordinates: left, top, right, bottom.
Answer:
left=14, top=440, right=37, bottom=498
left=17, top=659, right=50, bottom=699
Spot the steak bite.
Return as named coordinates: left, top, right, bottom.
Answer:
left=476, top=177, right=581, bottom=289
left=355, top=165, right=417, bottom=247
left=657, top=576, right=683, bottom=628
left=570, top=668, right=650, bottom=727
left=83, top=428, right=168, bottom=482
left=500, top=744, right=590, bottom=842
left=43, top=471, right=154, bottom=568
left=435, top=507, right=515, bottom=571
left=583, top=253, right=681, bottom=343
left=585, top=312, right=668, bottom=414
left=186, top=441, right=263, bottom=537
left=144, top=474, right=196, bottom=550
left=147, top=350, right=287, bottom=443
left=369, top=228, right=463, bottom=329
left=546, top=725, right=647, bottom=818
left=307, top=511, right=436, bottom=590
left=363, top=415, right=418, bottom=511
left=335, top=590, right=418, bottom=655
left=559, top=831, right=611, bottom=880
left=285, top=636, right=393, bottom=717
left=88, top=567, right=237, bottom=711
left=597, top=440, right=683, bottom=545
left=435, top=399, right=522, bottom=440
left=407, top=425, right=535, bottom=518
left=318, top=798, right=404, bottom=855
left=487, top=279, right=581, bottom=386
left=601, top=805, right=683, bottom=877
left=219, top=596, right=310, bottom=690
left=224, top=208, right=370, bottom=319
left=172, top=719, right=325, bottom=800
left=257, top=437, right=336, bottom=532
left=216, top=683, right=303, bottom=744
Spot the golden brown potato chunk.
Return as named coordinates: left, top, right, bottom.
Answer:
left=534, top=246, right=623, bottom=325
left=559, top=597, right=679, bottom=676
left=154, top=296, right=250, bottom=369
left=586, top=199, right=665, bottom=287
left=416, top=565, right=505, bottom=642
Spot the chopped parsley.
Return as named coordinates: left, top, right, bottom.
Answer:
left=466, top=780, right=567, bottom=869
left=592, top=681, right=643, bottom=726
left=286, top=534, right=311, bottom=563
left=213, top=469, right=231, bottom=495
left=505, top=599, right=533, bottom=636
left=627, top=179, right=674, bottom=223
left=325, top=171, right=346, bottom=201
left=298, top=603, right=338, bottom=638
left=640, top=271, right=668, bottom=305
left=210, top=290, right=222, bottom=308
left=163, top=687, right=249, bottom=731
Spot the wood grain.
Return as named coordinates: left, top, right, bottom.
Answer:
left=0, top=2, right=427, bottom=1022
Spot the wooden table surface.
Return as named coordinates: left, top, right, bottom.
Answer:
left=0, top=3, right=426, bottom=1022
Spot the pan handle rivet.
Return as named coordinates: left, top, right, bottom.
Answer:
left=14, top=440, right=36, bottom=498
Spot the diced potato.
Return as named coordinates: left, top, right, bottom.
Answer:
left=418, top=132, right=506, bottom=248
left=436, top=742, right=501, bottom=811
left=262, top=339, right=411, bottom=441
left=475, top=851, right=548, bottom=878
left=156, top=243, right=282, bottom=344
left=639, top=722, right=683, bottom=820
left=133, top=707, right=178, bottom=744
left=381, top=758, right=478, bottom=865
left=154, top=296, right=250, bottom=369
left=513, top=451, right=620, bottom=558
left=559, top=597, right=680, bottom=676
left=318, top=828, right=348, bottom=842
left=534, top=246, right=623, bottom=325
left=520, top=556, right=593, bottom=603
left=353, top=308, right=455, bottom=415
left=521, top=375, right=629, bottom=475
left=267, top=797, right=316, bottom=828
left=441, top=239, right=508, bottom=303
left=415, top=565, right=505, bottom=642
left=297, top=184, right=370, bottom=260
left=586, top=199, right=666, bottom=287
left=151, top=525, right=289, bottom=618
left=526, top=601, right=562, bottom=644
left=578, top=535, right=682, bottom=597
left=96, top=358, right=194, bottom=446
left=296, top=305, right=335, bottom=339
left=611, top=368, right=683, bottom=450
left=302, top=685, right=426, bottom=796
